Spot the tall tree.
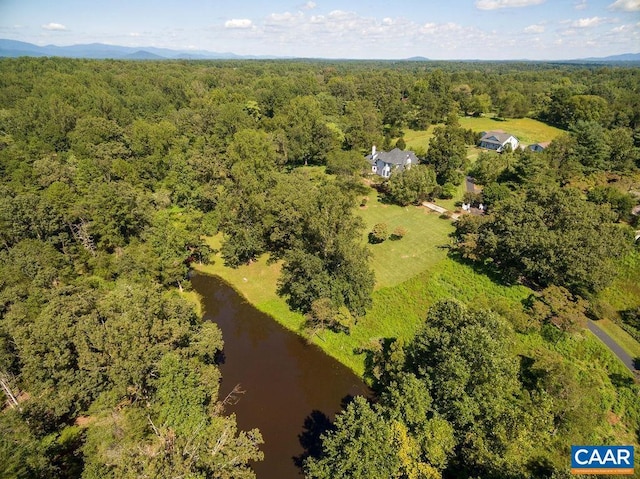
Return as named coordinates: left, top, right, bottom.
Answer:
left=425, top=112, right=468, bottom=185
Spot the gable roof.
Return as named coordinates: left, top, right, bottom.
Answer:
left=480, top=130, right=516, bottom=145
left=530, top=141, right=550, bottom=149
left=366, top=147, right=418, bottom=166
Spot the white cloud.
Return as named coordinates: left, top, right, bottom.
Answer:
left=475, top=0, right=545, bottom=10
left=608, top=0, right=640, bottom=11
left=224, top=18, right=253, bottom=29
left=574, top=0, right=588, bottom=9
left=572, top=16, right=604, bottom=27
left=524, top=24, right=545, bottom=33
left=41, top=22, right=67, bottom=31
left=303, top=1, right=317, bottom=9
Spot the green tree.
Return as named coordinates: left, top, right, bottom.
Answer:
left=326, top=150, right=367, bottom=176
left=342, top=100, right=384, bottom=152
left=386, top=164, right=437, bottom=206
left=407, top=300, right=552, bottom=477
left=273, top=95, right=339, bottom=165
left=425, top=112, right=468, bottom=185
left=456, top=185, right=632, bottom=294
left=570, top=120, right=610, bottom=172
left=304, top=397, right=400, bottom=479
left=369, top=223, right=388, bottom=244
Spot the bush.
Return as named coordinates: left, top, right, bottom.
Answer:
left=439, top=183, right=457, bottom=199
left=391, top=226, right=407, bottom=240
left=369, top=223, right=388, bottom=244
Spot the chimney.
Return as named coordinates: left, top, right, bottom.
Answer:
left=372, top=145, right=376, bottom=156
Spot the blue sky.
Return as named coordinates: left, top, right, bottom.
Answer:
left=0, top=0, right=638, bottom=59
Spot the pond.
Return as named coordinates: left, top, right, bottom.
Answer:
left=191, top=273, right=369, bottom=479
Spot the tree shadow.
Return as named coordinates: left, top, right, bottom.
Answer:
left=356, top=337, right=400, bottom=394
left=446, top=248, right=516, bottom=288
left=609, top=372, right=635, bottom=388
left=214, top=349, right=226, bottom=366
left=293, top=410, right=335, bottom=470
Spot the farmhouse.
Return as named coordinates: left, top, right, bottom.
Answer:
left=479, top=130, right=519, bottom=153
left=366, top=146, right=418, bottom=178
left=529, top=141, right=550, bottom=152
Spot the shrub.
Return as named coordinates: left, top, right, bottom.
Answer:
left=391, top=226, right=407, bottom=240
left=369, top=223, right=388, bottom=244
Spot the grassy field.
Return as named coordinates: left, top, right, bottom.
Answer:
left=458, top=116, right=565, bottom=145
left=402, top=116, right=564, bottom=152
left=403, top=126, right=436, bottom=151
left=197, top=188, right=533, bottom=375
left=356, top=187, right=454, bottom=289
left=593, top=318, right=640, bottom=359
left=598, top=250, right=640, bottom=312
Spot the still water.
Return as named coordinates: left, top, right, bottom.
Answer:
left=191, top=273, right=369, bottom=479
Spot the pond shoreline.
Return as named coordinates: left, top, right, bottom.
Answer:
left=190, top=272, right=370, bottom=479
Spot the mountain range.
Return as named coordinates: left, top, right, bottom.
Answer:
left=1, top=39, right=639, bottom=63
left=0, top=39, right=274, bottom=60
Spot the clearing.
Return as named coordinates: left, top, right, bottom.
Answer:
left=402, top=116, right=564, bottom=153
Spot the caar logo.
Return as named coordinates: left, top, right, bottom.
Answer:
left=571, top=446, right=634, bottom=475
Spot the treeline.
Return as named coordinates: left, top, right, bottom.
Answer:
left=1, top=57, right=639, bottom=478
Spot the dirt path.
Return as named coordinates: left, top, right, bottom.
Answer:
left=421, top=201, right=460, bottom=220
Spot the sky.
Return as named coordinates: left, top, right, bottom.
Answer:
left=0, top=0, right=638, bottom=60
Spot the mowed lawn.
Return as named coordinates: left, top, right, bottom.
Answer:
left=458, top=116, right=565, bottom=145
left=403, top=116, right=564, bottom=151
left=403, top=126, right=436, bottom=151
left=356, top=187, right=454, bottom=289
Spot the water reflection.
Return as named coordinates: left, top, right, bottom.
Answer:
left=191, top=273, right=369, bottom=479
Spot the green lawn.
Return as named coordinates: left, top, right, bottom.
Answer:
left=197, top=189, right=532, bottom=375
left=403, top=116, right=564, bottom=151
left=458, top=116, right=565, bottom=145
left=356, top=187, right=454, bottom=289
left=403, top=126, right=436, bottom=151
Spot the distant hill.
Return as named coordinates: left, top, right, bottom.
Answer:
left=0, top=39, right=638, bottom=63
left=0, top=39, right=263, bottom=60
left=565, top=53, right=640, bottom=64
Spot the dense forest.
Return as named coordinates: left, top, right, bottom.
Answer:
left=1, top=57, right=639, bottom=478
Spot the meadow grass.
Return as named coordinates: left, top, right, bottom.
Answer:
left=403, top=126, right=436, bottom=151
left=197, top=190, right=532, bottom=375
left=195, top=185, right=638, bottom=379
left=598, top=250, right=640, bottom=312
left=356, top=187, right=454, bottom=289
left=458, top=116, right=565, bottom=145
left=592, top=318, right=640, bottom=359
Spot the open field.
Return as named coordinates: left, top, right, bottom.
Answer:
left=198, top=188, right=533, bottom=375
left=356, top=187, right=454, bottom=289
left=458, top=116, right=565, bottom=145
left=403, top=126, right=436, bottom=151
left=403, top=116, right=564, bottom=152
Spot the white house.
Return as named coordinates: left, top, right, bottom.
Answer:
left=478, top=130, right=519, bottom=153
left=366, top=146, right=418, bottom=178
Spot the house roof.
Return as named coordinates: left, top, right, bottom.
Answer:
left=480, top=130, right=517, bottom=145
left=532, top=141, right=550, bottom=148
left=366, top=148, right=418, bottom=166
